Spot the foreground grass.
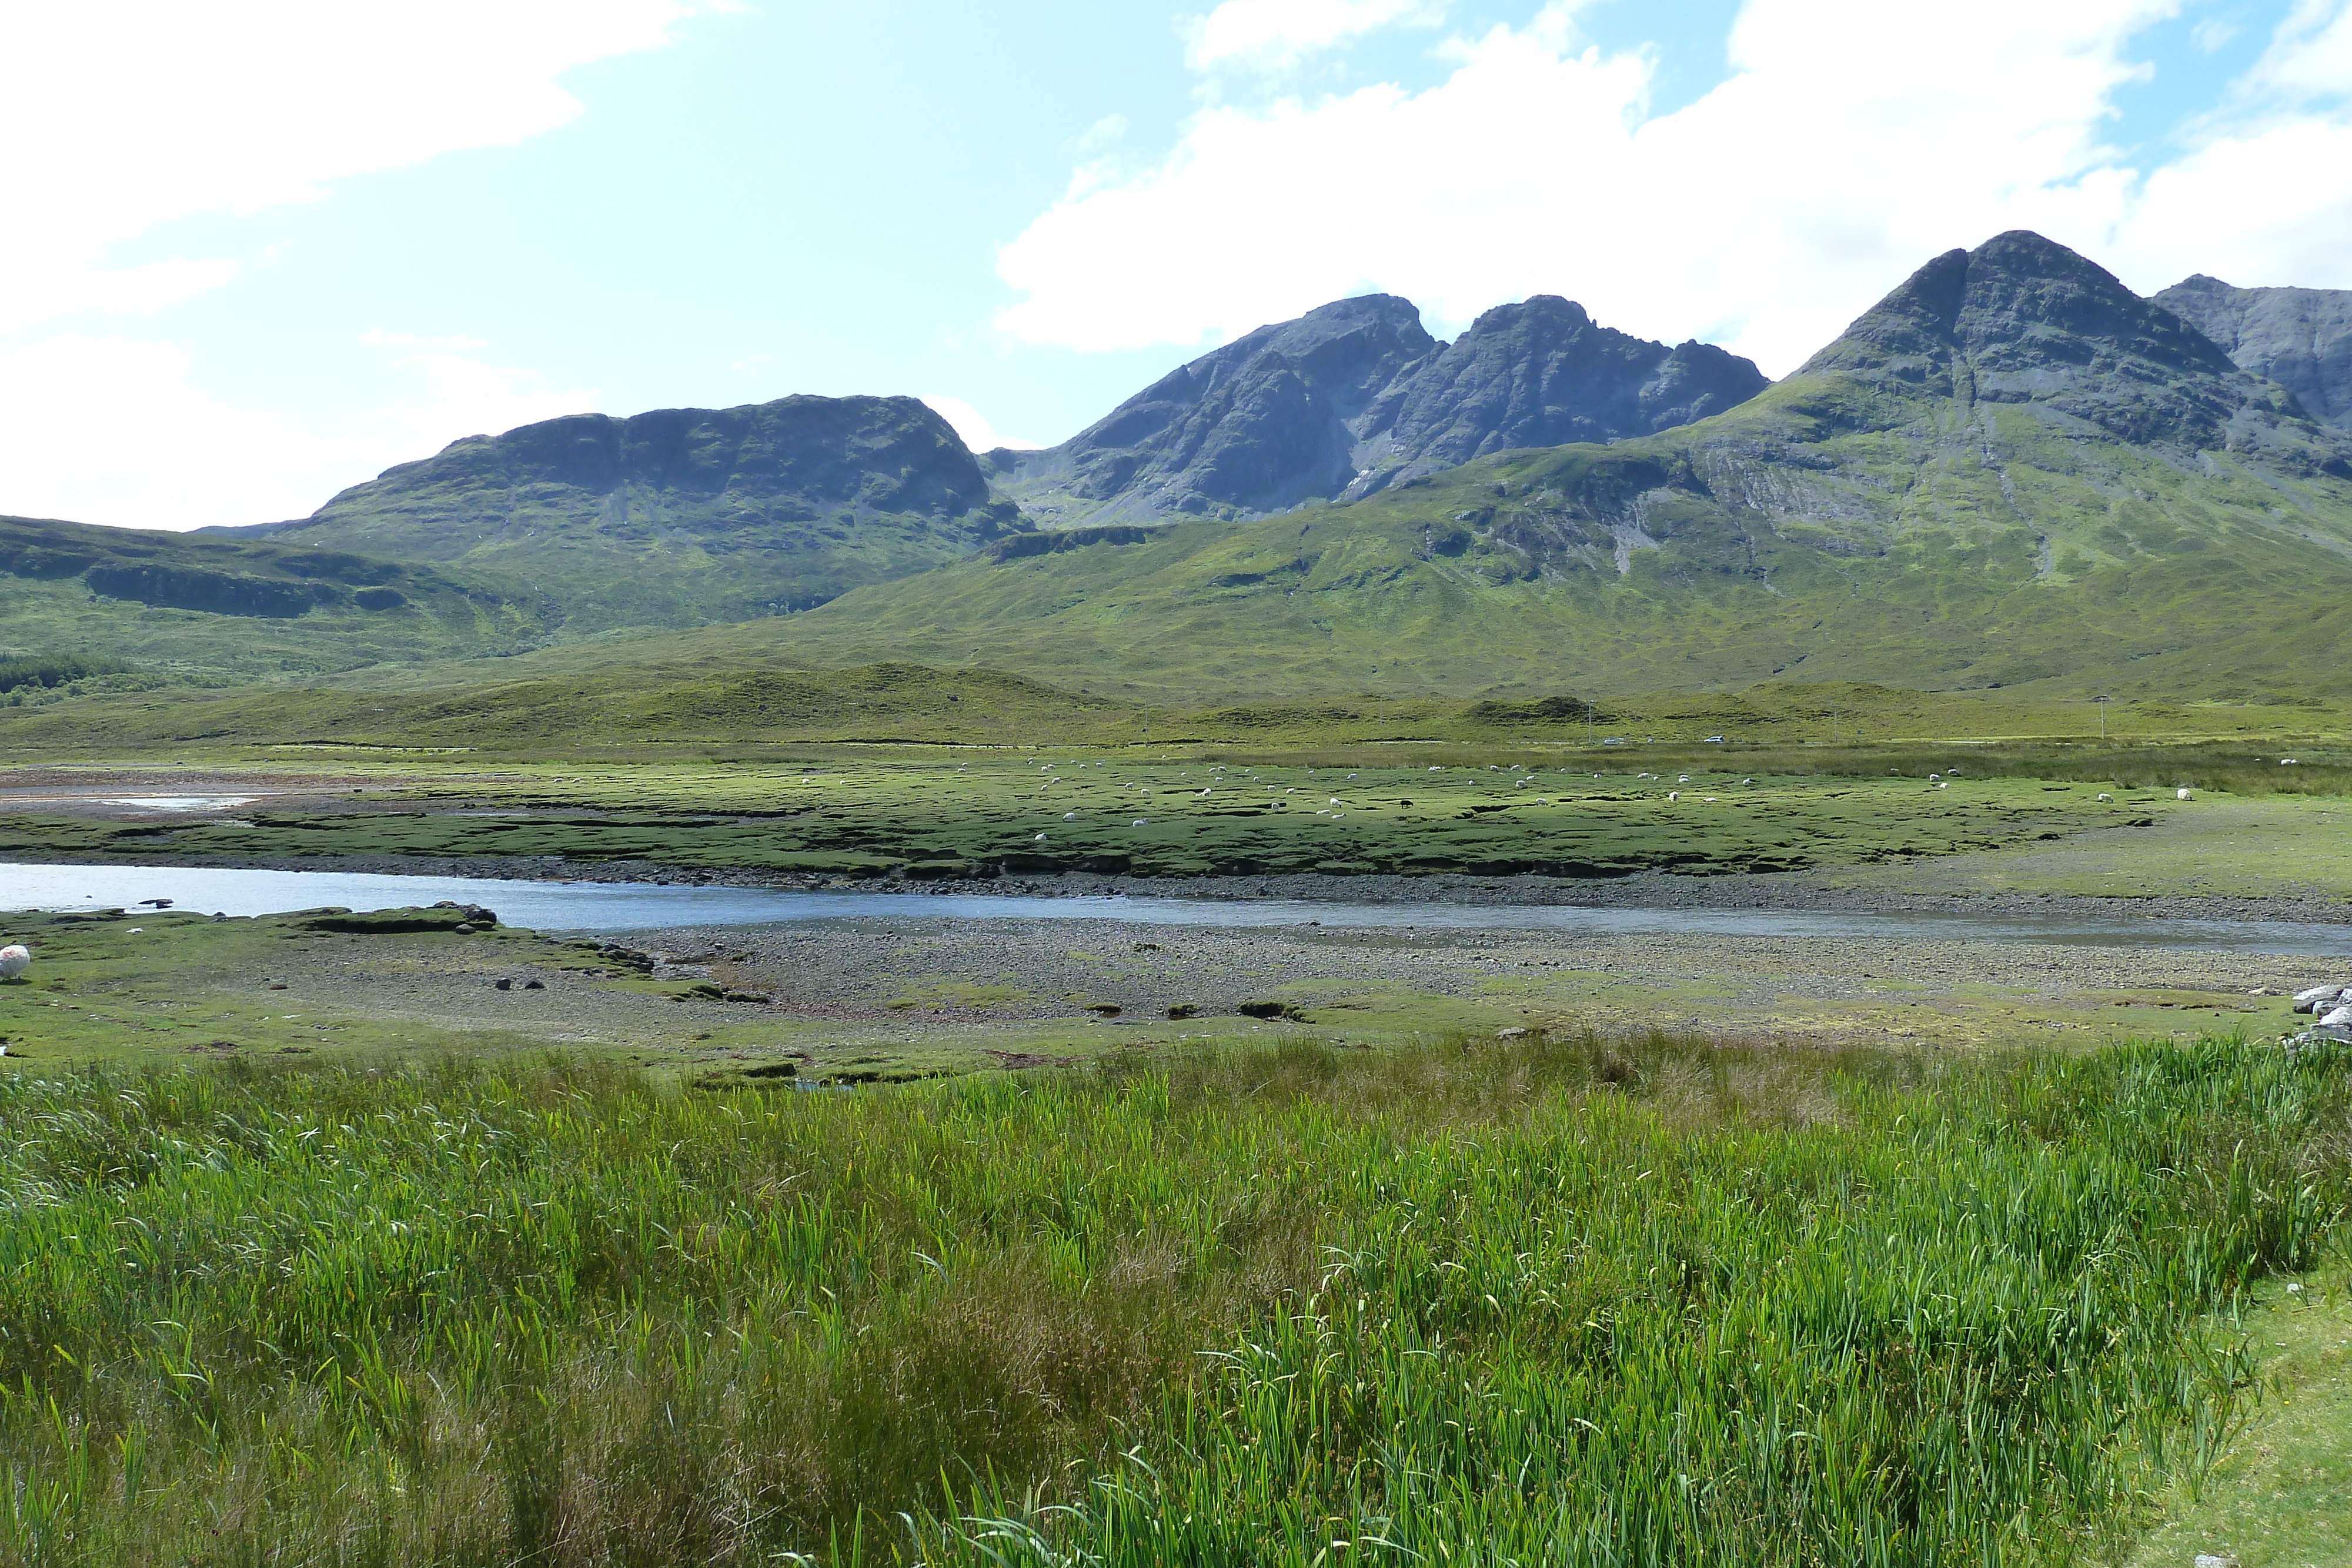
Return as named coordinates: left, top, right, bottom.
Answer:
left=0, top=1032, right=2343, bottom=1564
left=2127, top=1265, right=2352, bottom=1568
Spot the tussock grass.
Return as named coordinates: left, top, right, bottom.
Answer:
left=0, top=1031, right=2341, bottom=1564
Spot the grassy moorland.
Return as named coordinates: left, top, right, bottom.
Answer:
left=0, top=755, right=2210, bottom=884
left=2, top=652, right=2349, bottom=755
left=0, top=1032, right=2340, bottom=1566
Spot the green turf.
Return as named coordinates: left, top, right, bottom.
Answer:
left=2, top=649, right=2348, bottom=766
left=0, top=908, right=604, bottom=1067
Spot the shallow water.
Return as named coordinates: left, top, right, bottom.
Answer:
left=2, top=861, right=2347, bottom=956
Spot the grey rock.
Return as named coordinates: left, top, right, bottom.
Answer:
left=1342, top=296, right=1768, bottom=499
left=991, top=295, right=1439, bottom=527
left=2154, top=274, right=2352, bottom=429
left=1800, top=231, right=2331, bottom=459
left=2293, top=983, right=2351, bottom=1012
left=993, top=293, right=1767, bottom=527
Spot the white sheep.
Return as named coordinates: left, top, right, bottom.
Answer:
left=2176, top=787, right=2194, bottom=801
left=0, top=945, right=27, bottom=981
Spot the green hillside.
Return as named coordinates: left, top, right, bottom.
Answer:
left=0, top=513, right=544, bottom=683
left=226, top=394, right=1025, bottom=633
left=596, top=232, right=2352, bottom=701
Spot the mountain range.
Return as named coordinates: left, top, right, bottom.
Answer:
left=6, top=231, right=2351, bottom=700
left=565, top=232, right=2352, bottom=700
left=984, top=293, right=1768, bottom=527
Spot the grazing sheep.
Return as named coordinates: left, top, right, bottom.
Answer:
left=2176, top=787, right=2194, bottom=801
left=0, top=945, right=27, bottom=981
left=2097, top=793, right=2114, bottom=803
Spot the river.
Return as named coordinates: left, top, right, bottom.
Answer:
left=2, top=861, right=2348, bottom=955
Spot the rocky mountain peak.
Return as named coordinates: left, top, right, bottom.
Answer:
left=987, top=295, right=1439, bottom=526
left=993, top=290, right=1767, bottom=526
left=1342, top=295, right=1768, bottom=497
left=1800, top=229, right=2317, bottom=450
left=2152, top=273, right=2352, bottom=430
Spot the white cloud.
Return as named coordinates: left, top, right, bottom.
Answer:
left=0, top=335, right=340, bottom=529
left=0, top=332, right=596, bottom=533
left=2250, top=0, right=2352, bottom=93
left=998, top=0, right=2352, bottom=377
left=923, top=396, right=1040, bottom=453
left=358, top=329, right=493, bottom=353
left=1185, top=0, right=1446, bottom=69
left=0, top=1, right=703, bottom=529
left=0, top=1, right=709, bottom=336
left=356, top=335, right=601, bottom=461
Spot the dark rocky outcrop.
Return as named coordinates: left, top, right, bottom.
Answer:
left=237, top=395, right=1025, bottom=631
left=989, top=296, right=1439, bottom=526
left=990, top=293, right=1767, bottom=526
left=2153, top=274, right=2352, bottom=430
left=1342, top=296, right=1768, bottom=498
left=1799, top=231, right=2321, bottom=454
left=83, top=563, right=344, bottom=618
left=0, top=513, right=500, bottom=621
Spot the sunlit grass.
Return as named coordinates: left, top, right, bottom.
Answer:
left=0, top=1029, right=2340, bottom=1563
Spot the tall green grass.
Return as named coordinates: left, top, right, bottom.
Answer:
left=0, top=1032, right=2341, bottom=1565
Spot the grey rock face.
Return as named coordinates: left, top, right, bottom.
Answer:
left=994, top=293, right=1767, bottom=526
left=2153, top=274, right=2352, bottom=429
left=992, top=296, right=1439, bottom=526
left=1343, top=296, right=1768, bottom=499
left=1798, top=230, right=2321, bottom=451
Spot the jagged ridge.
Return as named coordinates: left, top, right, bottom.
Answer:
left=988, top=293, right=1766, bottom=527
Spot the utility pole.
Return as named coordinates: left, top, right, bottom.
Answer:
left=2096, top=695, right=2109, bottom=741
left=1586, top=699, right=1595, bottom=745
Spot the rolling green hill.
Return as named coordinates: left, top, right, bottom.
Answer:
left=620, top=232, right=2352, bottom=701
left=0, top=513, right=544, bottom=683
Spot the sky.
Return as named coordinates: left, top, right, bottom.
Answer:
left=3, top=0, right=2350, bottom=531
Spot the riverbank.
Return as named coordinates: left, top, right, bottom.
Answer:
left=4, top=895, right=2336, bottom=1081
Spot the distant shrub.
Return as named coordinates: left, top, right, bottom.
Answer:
left=0, top=654, right=129, bottom=693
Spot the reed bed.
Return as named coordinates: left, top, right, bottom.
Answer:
left=0, top=1030, right=2341, bottom=1566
